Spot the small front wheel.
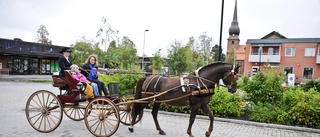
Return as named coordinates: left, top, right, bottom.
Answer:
left=25, top=90, right=63, bottom=133
left=118, top=94, right=143, bottom=125
left=84, top=98, right=120, bottom=137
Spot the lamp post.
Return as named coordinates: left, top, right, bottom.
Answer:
left=218, top=0, right=224, bottom=61
left=142, top=29, right=149, bottom=71
left=258, top=46, right=262, bottom=71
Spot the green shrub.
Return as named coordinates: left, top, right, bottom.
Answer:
left=302, top=79, right=320, bottom=92
left=208, top=87, right=246, bottom=117
left=279, top=87, right=320, bottom=128
left=99, top=73, right=143, bottom=95
left=240, top=71, right=284, bottom=104
left=247, top=102, right=282, bottom=123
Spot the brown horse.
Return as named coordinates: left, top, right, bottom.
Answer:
left=129, top=62, right=240, bottom=137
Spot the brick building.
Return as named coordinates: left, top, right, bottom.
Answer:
left=227, top=0, right=320, bottom=84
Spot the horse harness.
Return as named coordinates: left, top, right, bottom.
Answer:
left=138, top=66, right=237, bottom=104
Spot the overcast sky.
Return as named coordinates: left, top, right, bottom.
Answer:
left=1, top=0, right=320, bottom=57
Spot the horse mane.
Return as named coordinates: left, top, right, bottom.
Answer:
left=195, top=62, right=232, bottom=75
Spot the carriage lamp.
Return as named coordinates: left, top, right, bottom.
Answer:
left=77, top=82, right=85, bottom=91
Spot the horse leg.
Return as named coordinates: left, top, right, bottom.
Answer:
left=152, top=103, right=166, bottom=135
left=201, top=105, right=214, bottom=137
left=187, top=105, right=200, bottom=137
left=128, top=103, right=142, bottom=132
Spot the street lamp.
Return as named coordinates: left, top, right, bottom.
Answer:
left=258, top=46, right=262, bottom=71
left=142, top=29, right=149, bottom=71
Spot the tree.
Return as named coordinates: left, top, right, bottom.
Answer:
left=35, top=25, right=52, bottom=44
left=225, top=44, right=236, bottom=65
left=186, top=36, right=204, bottom=70
left=167, top=40, right=193, bottom=74
left=71, top=41, right=95, bottom=66
left=198, top=32, right=213, bottom=64
left=105, top=40, right=119, bottom=69
left=96, top=16, right=117, bottom=51
left=149, top=49, right=164, bottom=73
left=116, top=36, right=139, bottom=70
left=211, top=44, right=226, bottom=61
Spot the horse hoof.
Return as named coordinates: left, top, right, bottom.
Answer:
left=128, top=127, right=134, bottom=132
left=205, top=131, right=210, bottom=137
left=159, top=130, right=166, bottom=135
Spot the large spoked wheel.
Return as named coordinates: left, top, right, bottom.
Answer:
left=63, top=101, right=87, bottom=121
left=84, top=98, right=120, bottom=137
left=118, top=94, right=143, bottom=125
left=25, top=90, right=63, bottom=133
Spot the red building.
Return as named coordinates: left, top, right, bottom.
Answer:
left=227, top=0, right=320, bottom=84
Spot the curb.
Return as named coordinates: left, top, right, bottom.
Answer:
left=144, top=109, right=320, bottom=134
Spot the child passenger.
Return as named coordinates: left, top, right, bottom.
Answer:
left=70, top=64, right=100, bottom=98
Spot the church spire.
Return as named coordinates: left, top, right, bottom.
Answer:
left=229, top=0, right=240, bottom=36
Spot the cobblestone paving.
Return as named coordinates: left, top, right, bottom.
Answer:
left=0, top=81, right=319, bottom=137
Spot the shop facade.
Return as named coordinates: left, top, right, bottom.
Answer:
left=0, top=38, right=67, bottom=75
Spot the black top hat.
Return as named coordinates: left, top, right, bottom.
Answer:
left=59, top=47, right=72, bottom=54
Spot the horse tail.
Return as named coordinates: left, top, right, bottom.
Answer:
left=134, top=76, right=147, bottom=100
left=130, top=76, right=147, bottom=128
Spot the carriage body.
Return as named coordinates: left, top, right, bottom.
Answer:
left=25, top=70, right=141, bottom=137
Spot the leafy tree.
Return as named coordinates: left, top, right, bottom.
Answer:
left=198, top=32, right=212, bottom=64
left=96, top=16, right=117, bottom=51
left=211, top=44, right=226, bottom=61
left=149, top=49, right=164, bottom=73
left=108, top=40, right=117, bottom=51
left=186, top=36, right=204, bottom=70
left=116, top=36, right=139, bottom=70
left=35, top=25, right=52, bottom=44
left=167, top=40, right=193, bottom=74
left=93, top=43, right=106, bottom=68
left=71, top=41, right=95, bottom=66
left=225, top=44, right=236, bottom=65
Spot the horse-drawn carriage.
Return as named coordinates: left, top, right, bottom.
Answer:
left=25, top=70, right=143, bottom=137
left=25, top=62, right=240, bottom=137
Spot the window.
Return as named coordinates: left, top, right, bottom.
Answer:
left=268, top=47, right=273, bottom=55
left=268, top=47, right=279, bottom=55
left=305, top=48, right=315, bottom=57
left=285, top=48, right=295, bottom=56
left=284, top=67, right=293, bottom=75
left=303, top=67, right=313, bottom=79
left=253, top=47, right=262, bottom=55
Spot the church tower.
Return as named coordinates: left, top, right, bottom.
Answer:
left=227, top=0, right=240, bottom=52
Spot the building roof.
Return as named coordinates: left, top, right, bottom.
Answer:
left=246, top=31, right=320, bottom=44
left=261, top=31, right=287, bottom=39
left=246, top=38, right=320, bottom=44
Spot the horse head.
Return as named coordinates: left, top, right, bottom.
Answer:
left=196, top=62, right=240, bottom=93
left=221, top=64, right=240, bottom=93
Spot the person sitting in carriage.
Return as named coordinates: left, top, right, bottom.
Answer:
left=70, top=64, right=101, bottom=98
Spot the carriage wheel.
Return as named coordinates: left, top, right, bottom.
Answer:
left=118, top=94, right=144, bottom=125
left=63, top=102, right=87, bottom=121
left=25, top=90, right=63, bottom=133
left=84, top=98, right=120, bottom=137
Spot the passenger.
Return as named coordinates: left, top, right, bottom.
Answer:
left=81, top=55, right=108, bottom=96
left=58, top=47, right=73, bottom=77
left=70, top=64, right=99, bottom=98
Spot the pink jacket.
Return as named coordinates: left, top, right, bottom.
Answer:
left=72, top=72, right=89, bottom=83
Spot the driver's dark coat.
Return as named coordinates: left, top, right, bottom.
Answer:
left=58, top=56, right=72, bottom=77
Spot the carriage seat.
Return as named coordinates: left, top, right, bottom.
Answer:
left=52, top=71, right=67, bottom=87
